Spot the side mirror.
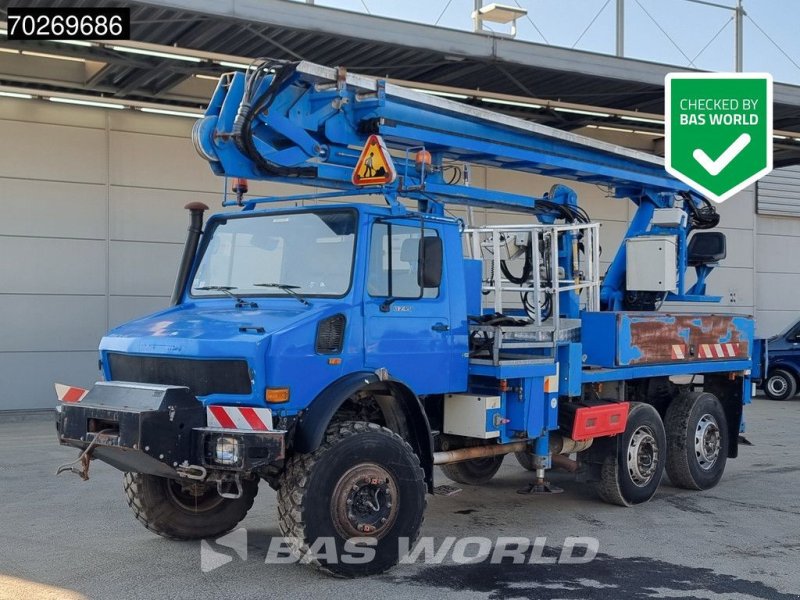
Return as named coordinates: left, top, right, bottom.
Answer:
left=418, top=237, right=443, bottom=288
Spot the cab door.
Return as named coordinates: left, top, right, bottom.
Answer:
left=363, top=219, right=453, bottom=394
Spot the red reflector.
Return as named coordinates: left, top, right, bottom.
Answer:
left=571, top=402, right=629, bottom=441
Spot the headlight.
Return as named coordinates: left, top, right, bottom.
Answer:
left=214, top=436, right=240, bottom=466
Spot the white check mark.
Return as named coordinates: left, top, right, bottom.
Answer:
left=692, top=133, right=751, bottom=176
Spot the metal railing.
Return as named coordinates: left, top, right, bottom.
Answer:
left=465, top=222, right=601, bottom=330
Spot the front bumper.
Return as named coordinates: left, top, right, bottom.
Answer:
left=57, top=381, right=285, bottom=479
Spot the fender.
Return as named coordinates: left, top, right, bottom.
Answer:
left=766, top=357, right=800, bottom=381
left=293, top=371, right=435, bottom=490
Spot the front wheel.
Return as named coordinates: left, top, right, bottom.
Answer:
left=277, top=421, right=426, bottom=577
left=123, top=473, right=258, bottom=540
left=595, top=402, right=666, bottom=507
left=764, top=369, right=797, bottom=401
left=665, top=392, right=728, bottom=490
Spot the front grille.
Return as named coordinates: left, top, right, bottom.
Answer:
left=316, top=314, right=346, bottom=354
left=107, top=354, right=252, bottom=397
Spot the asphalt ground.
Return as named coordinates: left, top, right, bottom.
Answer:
left=1, top=397, right=798, bottom=600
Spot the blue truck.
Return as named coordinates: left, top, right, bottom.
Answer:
left=56, top=61, right=762, bottom=576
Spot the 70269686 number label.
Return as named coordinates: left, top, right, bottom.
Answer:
left=7, top=7, right=130, bottom=41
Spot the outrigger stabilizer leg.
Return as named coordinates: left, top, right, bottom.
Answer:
left=518, top=435, right=564, bottom=495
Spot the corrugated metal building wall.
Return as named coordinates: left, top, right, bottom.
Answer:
left=0, top=99, right=797, bottom=410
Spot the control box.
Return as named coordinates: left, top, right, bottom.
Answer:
left=443, top=394, right=501, bottom=439
left=626, top=235, right=677, bottom=292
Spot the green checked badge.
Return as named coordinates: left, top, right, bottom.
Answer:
left=665, top=72, right=773, bottom=203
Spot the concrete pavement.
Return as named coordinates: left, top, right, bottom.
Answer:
left=0, top=398, right=798, bottom=599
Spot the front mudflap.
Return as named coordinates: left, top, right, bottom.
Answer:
left=57, top=381, right=205, bottom=478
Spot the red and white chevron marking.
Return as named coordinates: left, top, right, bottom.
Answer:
left=698, top=343, right=740, bottom=359
left=55, top=383, right=88, bottom=403
left=207, top=405, right=273, bottom=431
left=671, top=345, right=686, bottom=360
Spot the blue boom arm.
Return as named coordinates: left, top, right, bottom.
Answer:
left=192, top=60, right=721, bottom=308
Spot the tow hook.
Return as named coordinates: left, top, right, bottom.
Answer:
left=55, top=429, right=115, bottom=481
left=55, top=449, right=94, bottom=481
left=176, top=462, right=207, bottom=481
left=217, top=474, right=244, bottom=500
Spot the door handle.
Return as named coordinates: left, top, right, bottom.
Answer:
left=431, top=323, right=450, bottom=332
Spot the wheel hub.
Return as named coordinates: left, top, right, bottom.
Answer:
left=695, top=413, right=721, bottom=470
left=627, top=425, right=659, bottom=487
left=332, top=464, right=398, bottom=539
left=768, top=376, right=787, bottom=396
left=166, top=479, right=225, bottom=513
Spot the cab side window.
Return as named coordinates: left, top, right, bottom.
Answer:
left=368, top=223, right=439, bottom=299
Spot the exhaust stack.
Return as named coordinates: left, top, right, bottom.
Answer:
left=171, top=202, right=209, bottom=306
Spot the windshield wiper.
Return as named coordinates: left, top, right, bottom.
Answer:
left=195, top=285, right=258, bottom=308
left=253, top=283, right=311, bottom=306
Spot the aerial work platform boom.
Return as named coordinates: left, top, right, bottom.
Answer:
left=195, top=61, right=687, bottom=204
left=193, top=59, right=722, bottom=309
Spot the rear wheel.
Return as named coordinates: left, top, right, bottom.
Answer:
left=515, top=451, right=535, bottom=471
left=665, top=392, right=728, bottom=490
left=123, top=473, right=258, bottom=540
left=596, top=402, right=666, bottom=507
left=277, top=421, right=426, bottom=577
left=440, top=455, right=504, bottom=485
left=764, top=369, right=797, bottom=401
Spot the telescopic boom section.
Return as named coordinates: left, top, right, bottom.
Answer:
left=193, top=60, right=691, bottom=213
left=193, top=60, right=722, bottom=308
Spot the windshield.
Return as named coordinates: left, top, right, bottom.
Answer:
left=191, top=209, right=357, bottom=298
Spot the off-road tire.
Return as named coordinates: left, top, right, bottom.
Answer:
left=277, top=421, right=426, bottom=577
left=123, top=472, right=258, bottom=540
left=441, top=456, right=504, bottom=485
left=596, top=402, right=666, bottom=507
left=665, top=392, right=728, bottom=490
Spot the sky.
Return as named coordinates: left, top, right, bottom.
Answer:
left=297, top=0, right=800, bottom=85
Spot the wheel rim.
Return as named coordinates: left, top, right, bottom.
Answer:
left=627, top=425, right=659, bottom=487
left=331, top=463, right=399, bottom=540
left=767, top=375, right=788, bottom=397
left=695, top=413, right=721, bottom=470
left=166, top=479, right=226, bottom=513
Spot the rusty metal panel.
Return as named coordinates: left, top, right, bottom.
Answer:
left=618, top=313, right=753, bottom=366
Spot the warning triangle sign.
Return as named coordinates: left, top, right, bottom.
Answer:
left=352, top=135, right=397, bottom=186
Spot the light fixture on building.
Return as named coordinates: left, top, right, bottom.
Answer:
left=54, top=40, right=94, bottom=48
left=472, top=3, right=528, bottom=38
left=110, top=45, right=202, bottom=63
left=554, top=107, right=611, bottom=118
left=0, top=91, right=32, bottom=99
left=417, top=89, right=469, bottom=100
left=620, top=114, right=664, bottom=125
left=140, top=107, right=203, bottom=118
left=21, top=51, right=86, bottom=63
left=481, top=97, right=543, bottom=109
left=49, top=97, right=125, bottom=109
left=0, top=84, right=205, bottom=117
left=217, top=60, right=255, bottom=70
